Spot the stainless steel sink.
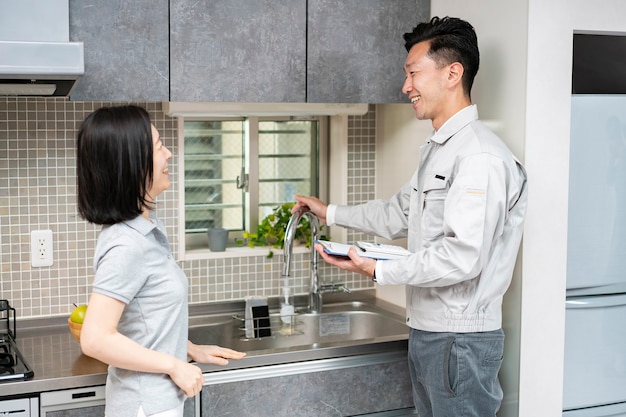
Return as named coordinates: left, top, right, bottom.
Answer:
left=188, top=299, right=409, bottom=354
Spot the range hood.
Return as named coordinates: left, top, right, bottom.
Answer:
left=0, top=0, right=84, bottom=97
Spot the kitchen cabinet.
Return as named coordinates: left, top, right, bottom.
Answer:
left=69, top=0, right=169, bottom=101
left=169, top=0, right=307, bottom=102
left=307, top=0, right=429, bottom=103
left=69, top=0, right=428, bottom=103
left=38, top=386, right=196, bottom=417
left=171, top=0, right=429, bottom=103
left=39, top=402, right=197, bottom=417
left=38, top=386, right=104, bottom=417
left=0, top=398, right=37, bottom=417
left=200, top=352, right=414, bottom=416
left=42, top=405, right=103, bottom=417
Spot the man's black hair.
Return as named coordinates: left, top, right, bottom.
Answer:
left=403, top=16, right=480, bottom=96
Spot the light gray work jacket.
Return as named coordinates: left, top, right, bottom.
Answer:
left=330, top=105, right=528, bottom=333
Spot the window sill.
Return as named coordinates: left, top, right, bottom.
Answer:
left=180, top=245, right=310, bottom=261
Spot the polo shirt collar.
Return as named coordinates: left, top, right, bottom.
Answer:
left=124, top=214, right=157, bottom=236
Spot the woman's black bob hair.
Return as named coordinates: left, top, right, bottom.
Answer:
left=76, top=105, right=155, bottom=225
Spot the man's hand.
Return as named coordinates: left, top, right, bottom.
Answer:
left=293, top=195, right=328, bottom=224
left=315, top=243, right=376, bottom=278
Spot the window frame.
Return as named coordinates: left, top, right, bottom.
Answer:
left=176, top=115, right=329, bottom=260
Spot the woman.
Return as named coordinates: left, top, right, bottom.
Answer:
left=76, top=105, right=245, bottom=417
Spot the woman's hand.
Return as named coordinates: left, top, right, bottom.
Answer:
left=175, top=343, right=244, bottom=397
left=81, top=294, right=209, bottom=398
left=187, top=341, right=246, bottom=366
left=168, top=360, right=205, bottom=398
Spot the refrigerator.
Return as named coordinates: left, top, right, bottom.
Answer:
left=563, top=95, right=626, bottom=416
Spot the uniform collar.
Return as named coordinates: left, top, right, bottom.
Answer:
left=428, top=104, right=478, bottom=145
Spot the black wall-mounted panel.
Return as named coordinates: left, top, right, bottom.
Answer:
left=573, top=33, right=626, bottom=94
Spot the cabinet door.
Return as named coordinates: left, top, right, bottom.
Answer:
left=307, top=0, right=429, bottom=103
left=41, top=398, right=195, bottom=417
left=69, top=0, right=169, bottom=101
left=200, top=358, right=413, bottom=416
left=170, top=0, right=307, bottom=102
left=43, top=405, right=104, bottom=417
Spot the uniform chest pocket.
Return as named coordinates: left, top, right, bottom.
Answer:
left=421, top=175, right=449, bottom=239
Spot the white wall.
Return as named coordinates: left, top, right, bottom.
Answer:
left=376, top=2, right=529, bottom=415
left=524, top=3, right=626, bottom=417
left=521, top=2, right=569, bottom=416
left=429, top=1, right=626, bottom=417
left=376, top=2, right=626, bottom=415
left=375, top=104, right=431, bottom=306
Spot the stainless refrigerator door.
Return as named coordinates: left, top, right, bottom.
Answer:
left=563, top=294, right=626, bottom=411
left=568, top=95, right=626, bottom=292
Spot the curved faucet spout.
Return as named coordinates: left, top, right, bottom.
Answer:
left=283, top=208, right=322, bottom=313
left=283, top=209, right=301, bottom=276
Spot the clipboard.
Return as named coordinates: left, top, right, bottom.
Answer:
left=315, top=240, right=411, bottom=260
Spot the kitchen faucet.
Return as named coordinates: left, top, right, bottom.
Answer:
left=283, top=208, right=350, bottom=314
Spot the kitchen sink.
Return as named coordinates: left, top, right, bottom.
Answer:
left=188, top=299, right=409, bottom=355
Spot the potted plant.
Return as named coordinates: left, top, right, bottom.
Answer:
left=241, top=202, right=323, bottom=258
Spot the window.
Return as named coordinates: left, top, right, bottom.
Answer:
left=180, top=116, right=328, bottom=253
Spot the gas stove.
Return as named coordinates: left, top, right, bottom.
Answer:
left=0, top=335, right=34, bottom=382
left=0, top=300, right=34, bottom=382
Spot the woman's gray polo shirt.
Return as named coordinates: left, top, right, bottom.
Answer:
left=92, top=214, right=188, bottom=417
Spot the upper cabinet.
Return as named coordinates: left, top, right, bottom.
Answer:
left=307, top=0, right=429, bottom=103
left=69, top=0, right=429, bottom=103
left=170, top=0, right=306, bottom=102
left=69, top=0, right=169, bottom=102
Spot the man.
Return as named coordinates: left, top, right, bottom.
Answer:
left=293, top=16, right=528, bottom=417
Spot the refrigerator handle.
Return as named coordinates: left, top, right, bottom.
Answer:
left=563, top=400, right=626, bottom=416
left=566, top=293, right=626, bottom=309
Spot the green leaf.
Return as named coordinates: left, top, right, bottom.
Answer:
left=243, top=202, right=324, bottom=251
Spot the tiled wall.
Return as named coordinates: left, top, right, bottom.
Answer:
left=0, top=98, right=376, bottom=319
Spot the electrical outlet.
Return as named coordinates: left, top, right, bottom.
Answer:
left=31, top=229, right=53, bottom=267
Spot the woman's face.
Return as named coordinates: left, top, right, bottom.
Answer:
left=147, top=124, right=172, bottom=200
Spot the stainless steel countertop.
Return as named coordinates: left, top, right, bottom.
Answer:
left=1, top=290, right=409, bottom=397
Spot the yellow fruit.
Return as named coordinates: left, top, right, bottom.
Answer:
left=70, top=304, right=88, bottom=324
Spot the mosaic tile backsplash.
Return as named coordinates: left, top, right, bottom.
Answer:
left=0, top=98, right=376, bottom=319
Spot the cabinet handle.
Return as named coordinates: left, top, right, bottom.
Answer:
left=72, top=391, right=96, bottom=399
